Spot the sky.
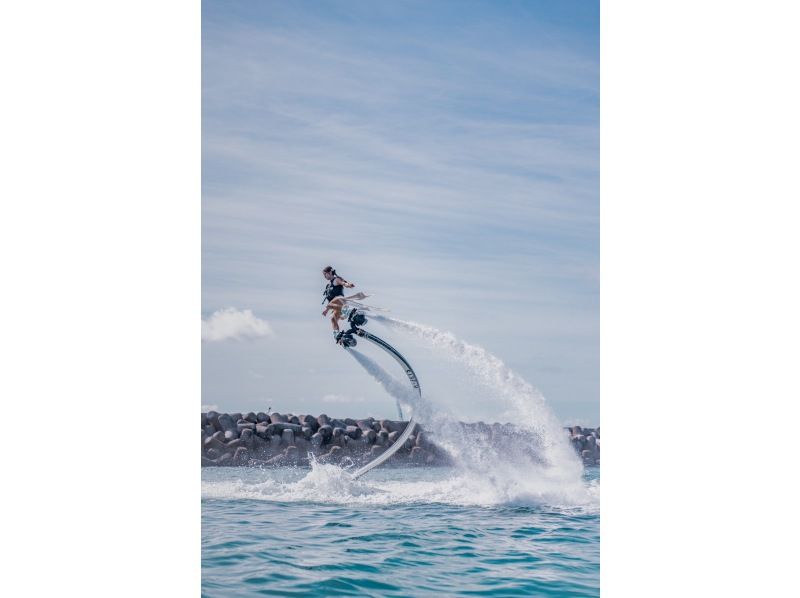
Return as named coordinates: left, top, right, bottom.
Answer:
left=202, top=0, right=599, bottom=425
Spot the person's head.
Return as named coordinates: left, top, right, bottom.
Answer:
left=322, top=265, right=336, bottom=280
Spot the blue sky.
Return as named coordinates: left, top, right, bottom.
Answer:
left=202, top=0, right=599, bottom=424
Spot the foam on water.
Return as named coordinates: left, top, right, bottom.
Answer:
left=202, top=462, right=599, bottom=512
left=202, top=461, right=380, bottom=503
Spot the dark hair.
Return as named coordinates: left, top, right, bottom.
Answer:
left=322, top=266, right=337, bottom=276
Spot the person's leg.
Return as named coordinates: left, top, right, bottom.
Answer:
left=331, top=302, right=346, bottom=329
left=323, top=296, right=345, bottom=317
left=329, top=297, right=346, bottom=310
left=328, top=298, right=346, bottom=331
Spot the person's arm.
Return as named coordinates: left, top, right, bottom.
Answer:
left=334, top=277, right=354, bottom=288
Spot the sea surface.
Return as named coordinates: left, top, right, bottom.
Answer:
left=202, top=464, right=599, bottom=597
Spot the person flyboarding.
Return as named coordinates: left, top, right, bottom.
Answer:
left=321, top=266, right=368, bottom=344
left=318, top=265, right=418, bottom=476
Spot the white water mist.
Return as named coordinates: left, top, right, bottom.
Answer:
left=349, top=322, right=592, bottom=506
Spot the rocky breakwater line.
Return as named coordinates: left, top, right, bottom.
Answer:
left=201, top=411, right=450, bottom=468
left=201, top=411, right=601, bottom=468
left=567, top=426, right=600, bottom=466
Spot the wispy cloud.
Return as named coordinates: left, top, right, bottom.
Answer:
left=201, top=1, right=599, bottom=422
left=201, top=307, right=274, bottom=342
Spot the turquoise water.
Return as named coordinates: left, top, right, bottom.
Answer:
left=202, top=464, right=599, bottom=597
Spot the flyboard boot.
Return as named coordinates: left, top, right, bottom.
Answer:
left=346, top=307, right=368, bottom=330
left=333, top=307, right=368, bottom=347
left=334, top=329, right=357, bottom=347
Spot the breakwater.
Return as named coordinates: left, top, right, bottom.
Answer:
left=201, top=411, right=599, bottom=467
left=568, top=426, right=601, bottom=466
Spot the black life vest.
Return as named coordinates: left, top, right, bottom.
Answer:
left=323, top=277, right=345, bottom=302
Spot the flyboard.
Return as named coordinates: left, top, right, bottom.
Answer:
left=335, top=306, right=419, bottom=480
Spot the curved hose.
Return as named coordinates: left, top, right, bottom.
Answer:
left=347, top=329, right=420, bottom=479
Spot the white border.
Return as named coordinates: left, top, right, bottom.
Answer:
left=4, top=0, right=800, bottom=594
left=603, top=1, right=800, bottom=594
left=1, top=1, right=199, bottom=594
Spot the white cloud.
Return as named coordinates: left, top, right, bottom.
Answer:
left=201, top=307, right=274, bottom=342
left=322, top=393, right=365, bottom=404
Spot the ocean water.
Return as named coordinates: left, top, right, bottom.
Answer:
left=202, top=464, right=599, bottom=597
